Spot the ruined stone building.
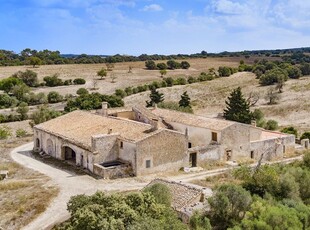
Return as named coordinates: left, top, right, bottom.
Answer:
left=146, top=178, right=212, bottom=223
left=33, top=103, right=295, bottom=178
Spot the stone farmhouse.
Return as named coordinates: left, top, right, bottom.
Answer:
left=33, top=103, right=295, bottom=178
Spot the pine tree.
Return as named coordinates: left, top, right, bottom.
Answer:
left=179, top=91, right=191, bottom=108
left=146, top=88, right=164, bottom=107
left=223, top=87, right=252, bottom=124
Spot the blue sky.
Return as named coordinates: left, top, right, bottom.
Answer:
left=1, top=0, right=309, bottom=55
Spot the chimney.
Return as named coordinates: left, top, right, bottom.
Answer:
left=102, top=102, right=108, bottom=117
left=108, top=128, right=112, bottom=134
left=151, top=118, right=159, bottom=130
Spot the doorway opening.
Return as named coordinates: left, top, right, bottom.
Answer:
left=189, top=152, right=197, bottom=167
left=64, top=146, right=76, bottom=162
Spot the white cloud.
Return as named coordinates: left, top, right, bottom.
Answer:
left=210, top=0, right=249, bottom=15
left=142, top=4, right=163, bottom=12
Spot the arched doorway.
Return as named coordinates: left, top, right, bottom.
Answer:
left=36, top=138, right=40, bottom=148
left=64, top=146, right=76, bottom=163
left=47, top=139, right=54, bottom=156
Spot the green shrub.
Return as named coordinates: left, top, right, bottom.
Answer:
left=76, top=88, right=88, bottom=95
left=174, top=77, right=187, bottom=85
left=115, top=89, right=127, bottom=98
left=158, top=101, right=193, bottom=113
left=187, top=76, right=197, bottom=84
left=63, top=79, right=72, bottom=85
left=163, top=77, right=174, bottom=87
left=301, top=132, right=310, bottom=140
left=43, top=74, right=63, bottom=87
left=16, top=128, right=28, bottom=138
left=143, top=183, right=172, bottom=207
left=157, top=62, right=167, bottom=70
left=281, top=126, right=298, bottom=137
left=73, top=78, right=86, bottom=85
left=47, top=91, right=63, bottom=103
left=264, top=120, right=278, bottom=130
left=180, top=61, right=190, bottom=69
left=0, top=126, right=12, bottom=139
left=218, top=66, right=232, bottom=77
left=124, top=87, right=133, bottom=96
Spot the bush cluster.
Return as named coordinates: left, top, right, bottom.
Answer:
left=145, top=59, right=191, bottom=70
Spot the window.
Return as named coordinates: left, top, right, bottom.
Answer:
left=146, top=160, right=151, bottom=168
left=212, top=132, right=218, bottom=142
left=120, top=141, right=123, bottom=149
left=250, top=151, right=254, bottom=159
left=188, top=142, right=192, bottom=148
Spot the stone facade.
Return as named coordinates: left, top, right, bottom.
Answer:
left=33, top=110, right=188, bottom=178
left=34, top=106, right=296, bottom=178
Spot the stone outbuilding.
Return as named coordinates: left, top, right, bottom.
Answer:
left=145, top=178, right=212, bottom=223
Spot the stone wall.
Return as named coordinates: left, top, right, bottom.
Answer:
left=93, top=163, right=132, bottom=179
left=118, top=141, right=137, bottom=174
left=34, top=128, right=93, bottom=171
left=250, top=134, right=295, bottom=161
left=136, top=130, right=187, bottom=176
left=190, top=144, right=223, bottom=163
left=91, top=134, right=119, bottom=164
left=166, top=121, right=214, bottom=147
left=220, top=123, right=251, bottom=160
left=250, top=126, right=263, bottom=141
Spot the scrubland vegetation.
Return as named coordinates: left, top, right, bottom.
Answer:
left=189, top=150, right=310, bottom=230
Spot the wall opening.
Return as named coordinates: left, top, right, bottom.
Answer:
left=189, top=152, right=197, bottom=167
left=36, top=138, right=40, bottom=148
left=80, top=155, right=84, bottom=168
left=283, top=145, right=286, bottom=153
left=146, top=160, right=151, bottom=168
left=64, top=146, right=76, bottom=162
left=188, top=142, right=192, bottom=148
left=212, top=132, right=218, bottom=142
left=120, top=141, right=123, bottom=149
left=47, top=139, right=53, bottom=155
left=250, top=151, right=254, bottom=159
left=226, top=150, right=232, bottom=161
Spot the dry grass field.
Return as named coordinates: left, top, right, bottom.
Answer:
left=0, top=137, right=58, bottom=230
left=0, top=57, right=309, bottom=133
left=0, top=58, right=241, bottom=96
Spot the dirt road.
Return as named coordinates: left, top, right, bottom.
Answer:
left=10, top=142, right=149, bottom=230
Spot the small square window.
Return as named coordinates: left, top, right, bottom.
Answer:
left=120, top=141, right=123, bottom=149
left=146, top=160, right=151, bottom=168
left=188, top=142, right=192, bottom=148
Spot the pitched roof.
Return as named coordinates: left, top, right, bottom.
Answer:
left=34, top=110, right=157, bottom=150
left=133, top=105, right=159, bottom=120
left=151, top=108, right=235, bottom=131
left=146, top=179, right=203, bottom=210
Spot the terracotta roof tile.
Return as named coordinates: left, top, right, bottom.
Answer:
left=34, top=110, right=156, bottom=149
left=152, top=108, right=235, bottom=131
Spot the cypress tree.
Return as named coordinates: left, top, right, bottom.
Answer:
left=179, top=91, right=191, bottom=108
left=146, top=88, right=164, bottom=107
left=223, top=87, right=252, bottom=124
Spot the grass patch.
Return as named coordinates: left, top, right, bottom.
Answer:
left=200, top=160, right=227, bottom=170
left=190, top=172, right=241, bottom=189
left=0, top=162, right=22, bottom=176
left=0, top=181, right=29, bottom=191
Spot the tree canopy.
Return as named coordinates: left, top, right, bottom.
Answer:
left=223, top=87, right=252, bottom=124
